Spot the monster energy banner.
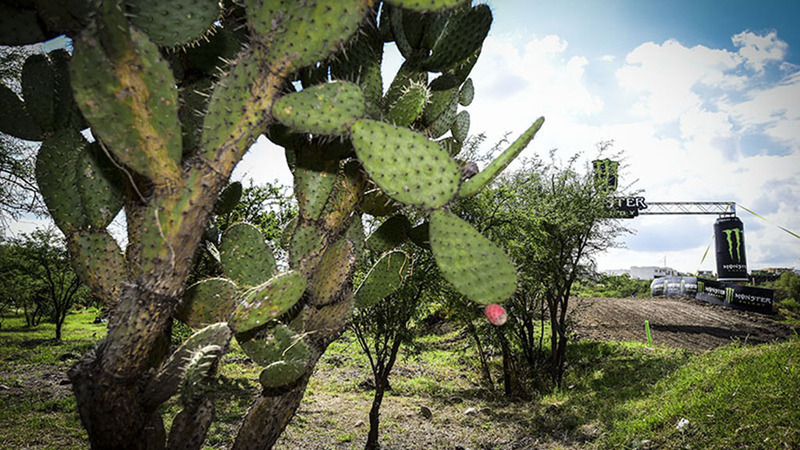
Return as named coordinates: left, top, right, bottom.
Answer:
left=592, top=159, right=619, bottom=193
left=696, top=279, right=773, bottom=313
left=714, top=216, right=748, bottom=281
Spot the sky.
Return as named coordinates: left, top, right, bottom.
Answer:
left=10, top=1, right=800, bottom=275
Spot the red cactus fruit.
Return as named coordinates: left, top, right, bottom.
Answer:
left=484, top=303, right=507, bottom=326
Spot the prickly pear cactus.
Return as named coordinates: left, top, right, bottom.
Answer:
left=0, top=1, right=544, bottom=448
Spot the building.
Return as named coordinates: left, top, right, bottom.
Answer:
left=605, top=266, right=680, bottom=280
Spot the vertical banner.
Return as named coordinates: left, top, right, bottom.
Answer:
left=592, top=159, right=619, bottom=193
left=714, top=216, right=748, bottom=281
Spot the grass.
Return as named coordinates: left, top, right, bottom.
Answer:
left=0, top=308, right=106, bottom=449
left=1, top=310, right=798, bottom=449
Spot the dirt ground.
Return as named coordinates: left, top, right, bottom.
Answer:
left=570, top=296, right=797, bottom=351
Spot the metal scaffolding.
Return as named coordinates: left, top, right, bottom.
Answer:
left=640, top=202, right=736, bottom=216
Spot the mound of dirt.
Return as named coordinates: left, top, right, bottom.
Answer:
left=570, top=296, right=797, bottom=351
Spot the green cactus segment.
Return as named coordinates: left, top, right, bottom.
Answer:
left=458, top=78, right=474, bottom=106
left=360, top=188, right=401, bottom=217
left=21, top=54, right=56, bottom=133
left=422, top=4, right=492, bottom=72
left=68, top=230, right=126, bottom=304
left=459, top=116, right=545, bottom=198
left=309, top=239, right=355, bottom=306
left=201, top=49, right=262, bottom=160
left=247, top=325, right=311, bottom=389
left=429, top=209, right=517, bottom=304
left=229, top=271, right=307, bottom=334
left=350, top=119, right=460, bottom=209
left=239, top=324, right=309, bottom=366
left=21, top=49, right=82, bottom=133
left=146, top=323, right=232, bottom=407
left=366, top=214, right=411, bottom=254
left=295, top=146, right=339, bottom=221
left=127, top=0, right=222, bottom=48
left=385, top=0, right=467, bottom=12
left=178, top=78, right=212, bottom=154
left=451, top=110, right=470, bottom=142
left=214, top=181, right=243, bottom=216
left=387, top=80, right=428, bottom=127
left=174, top=278, right=239, bottom=329
left=321, top=160, right=365, bottom=231
left=437, top=137, right=461, bottom=157
left=180, top=344, right=223, bottom=404
left=383, top=60, right=428, bottom=112
left=273, top=81, right=365, bottom=136
left=77, top=143, right=125, bottom=229
left=345, top=215, right=366, bottom=256
left=247, top=0, right=370, bottom=74
left=220, top=223, right=277, bottom=287
left=354, top=251, right=411, bottom=308
left=71, top=27, right=181, bottom=180
left=35, top=129, right=88, bottom=232
left=0, top=83, right=42, bottom=141
left=408, top=221, right=431, bottom=249
left=330, top=27, right=383, bottom=116
left=288, top=222, right=325, bottom=272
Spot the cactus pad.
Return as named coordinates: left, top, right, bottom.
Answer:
left=71, top=27, right=181, bottom=180
left=67, top=230, right=126, bottom=304
left=253, top=326, right=311, bottom=389
left=429, top=209, right=516, bottom=304
left=220, top=223, right=277, bottom=287
left=407, top=221, right=431, bottom=249
left=350, top=119, right=460, bottom=209
left=309, top=239, right=356, bottom=306
left=422, top=4, right=492, bottom=72
left=354, top=251, right=411, bottom=308
left=247, top=0, right=370, bottom=74
left=459, top=78, right=474, bottom=106
left=459, top=117, right=545, bottom=198
left=174, top=278, right=239, bottom=329
left=77, top=142, right=125, bottom=229
left=127, top=0, right=222, bottom=48
left=360, top=188, right=401, bottom=217
left=288, top=221, right=326, bottom=273
left=366, top=214, right=411, bottom=254
left=385, top=0, right=467, bottom=12
left=273, top=81, right=365, bottom=136
left=229, top=271, right=307, bottom=334
left=145, top=323, right=232, bottom=408
left=35, top=129, right=88, bottom=232
left=21, top=53, right=56, bottom=133
left=180, top=344, right=223, bottom=404
left=214, top=181, right=243, bottom=216
left=451, top=110, right=470, bottom=142
left=387, top=80, right=429, bottom=127
left=0, top=83, right=42, bottom=141
left=295, top=145, right=339, bottom=221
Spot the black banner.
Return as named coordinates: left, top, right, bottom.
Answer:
left=714, top=216, right=748, bottom=281
left=696, top=278, right=773, bottom=313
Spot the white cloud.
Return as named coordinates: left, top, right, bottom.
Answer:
left=732, top=30, right=789, bottom=73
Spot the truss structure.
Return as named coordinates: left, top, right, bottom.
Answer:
left=640, top=202, right=736, bottom=215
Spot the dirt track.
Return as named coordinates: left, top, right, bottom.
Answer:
left=570, top=296, right=797, bottom=351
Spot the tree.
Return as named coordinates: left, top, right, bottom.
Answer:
left=0, top=228, right=89, bottom=339
left=0, top=46, right=43, bottom=230
left=0, top=2, right=544, bottom=448
left=352, top=245, right=439, bottom=449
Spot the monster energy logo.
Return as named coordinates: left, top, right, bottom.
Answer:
left=592, top=159, right=619, bottom=192
left=725, top=287, right=735, bottom=303
left=697, top=281, right=705, bottom=293
left=723, top=228, right=744, bottom=262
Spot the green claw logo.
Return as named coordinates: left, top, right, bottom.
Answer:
left=723, top=228, right=743, bottom=262
left=725, top=287, right=735, bottom=303
left=592, top=159, right=619, bottom=193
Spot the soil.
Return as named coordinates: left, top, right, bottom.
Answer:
left=570, top=296, right=797, bottom=351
